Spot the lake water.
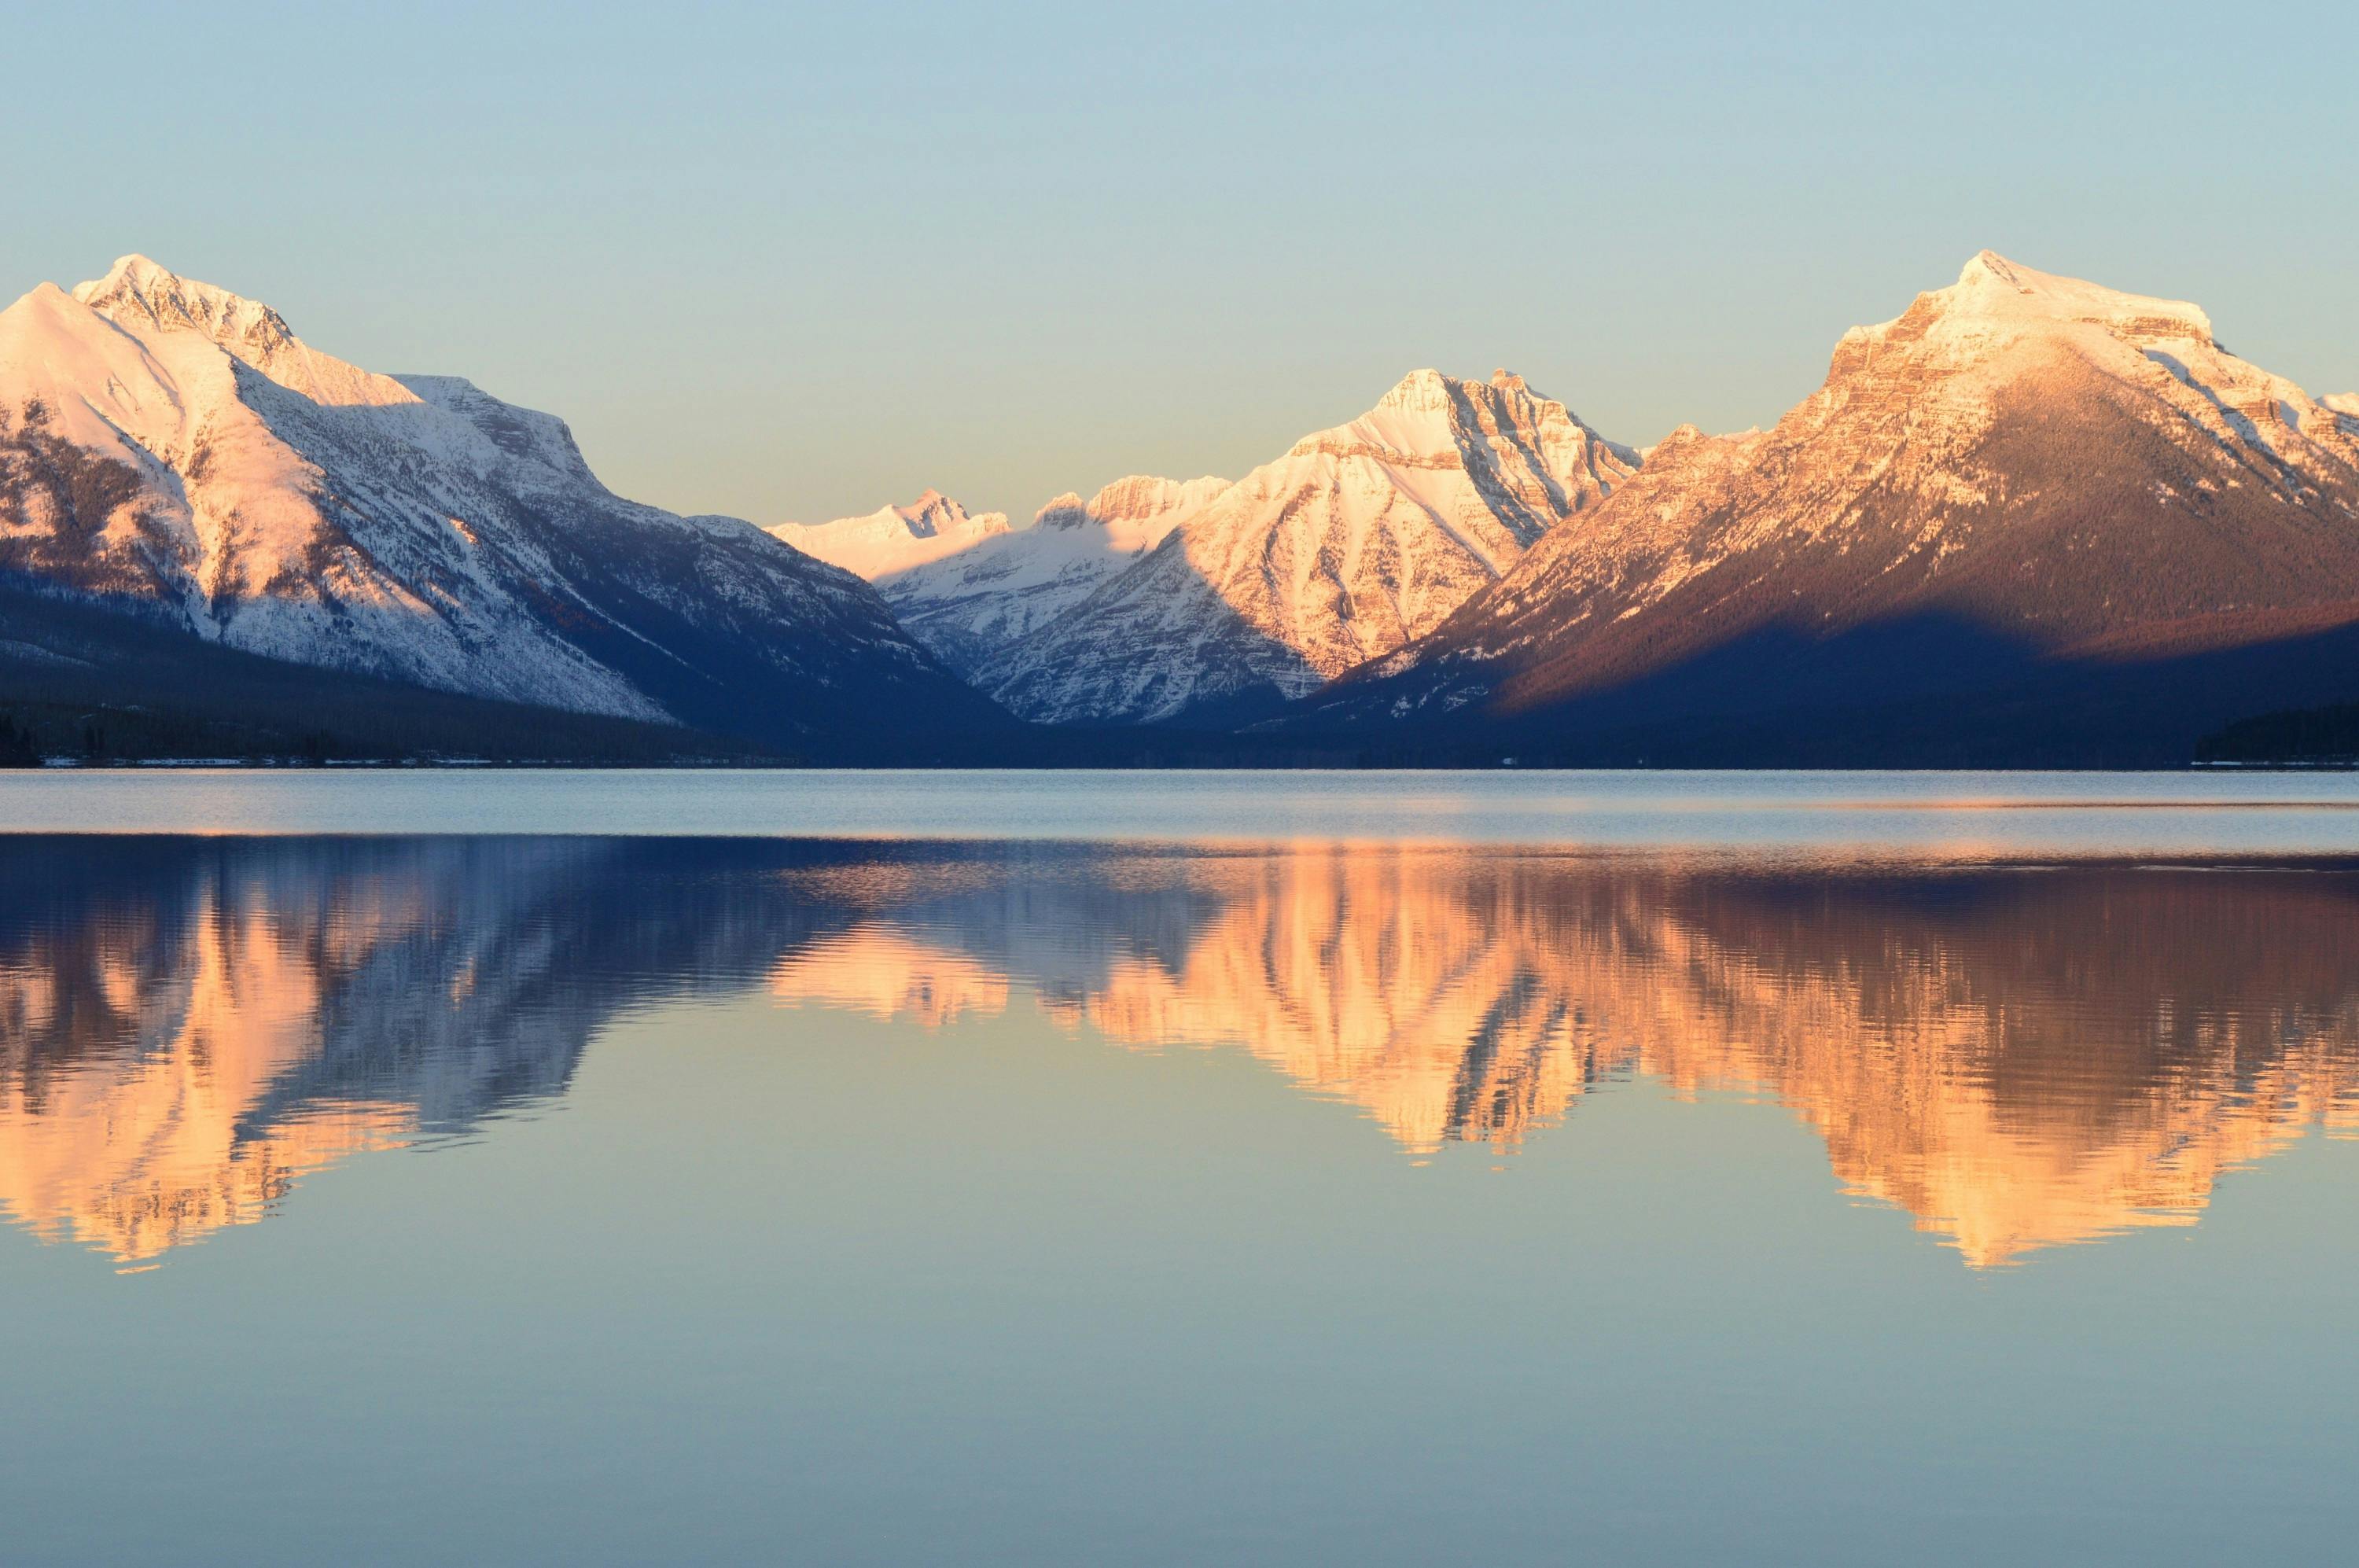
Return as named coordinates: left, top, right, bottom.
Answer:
left=3, top=772, right=2357, bottom=1565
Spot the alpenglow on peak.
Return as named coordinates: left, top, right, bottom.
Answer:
left=1939, top=248, right=2215, bottom=342
left=71, top=254, right=302, bottom=355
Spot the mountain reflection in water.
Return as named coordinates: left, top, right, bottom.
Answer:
left=4, top=837, right=2356, bottom=1268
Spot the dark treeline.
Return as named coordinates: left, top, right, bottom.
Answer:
left=2196, top=701, right=2359, bottom=765
left=11, top=573, right=2359, bottom=770
left=0, top=583, right=776, bottom=765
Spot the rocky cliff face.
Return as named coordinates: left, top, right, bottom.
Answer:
left=983, top=370, right=1636, bottom=723
left=1294, top=253, right=2359, bottom=759
left=0, top=256, right=1004, bottom=752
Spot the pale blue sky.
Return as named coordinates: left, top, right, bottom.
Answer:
left=8, top=0, right=2355, bottom=523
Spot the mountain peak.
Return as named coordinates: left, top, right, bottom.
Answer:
left=1376, top=367, right=1454, bottom=410
left=77, top=252, right=178, bottom=295
left=1956, top=248, right=2026, bottom=289
left=6, top=280, right=73, bottom=313
left=1310, top=368, right=1628, bottom=476
left=889, top=489, right=998, bottom=539
left=1935, top=250, right=2213, bottom=343
left=770, top=491, right=1010, bottom=578
left=72, top=252, right=301, bottom=360
left=1645, top=422, right=1711, bottom=458
left=1364, top=366, right=1578, bottom=428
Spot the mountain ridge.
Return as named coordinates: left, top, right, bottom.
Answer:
left=0, top=255, right=1007, bottom=755
left=767, top=489, right=1014, bottom=579
left=858, top=475, right=1232, bottom=679
left=967, top=369, right=1637, bottom=723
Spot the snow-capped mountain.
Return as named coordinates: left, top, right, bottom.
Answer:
left=767, top=489, right=1012, bottom=580
left=859, top=475, right=1230, bottom=679
left=984, top=370, right=1637, bottom=724
left=0, top=256, right=1003, bottom=752
left=1292, top=252, right=2359, bottom=762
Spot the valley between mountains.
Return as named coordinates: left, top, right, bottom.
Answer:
left=3, top=251, right=2355, bottom=764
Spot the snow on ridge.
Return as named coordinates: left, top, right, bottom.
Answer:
left=70, top=252, right=424, bottom=414
left=1949, top=249, right=2214, bottom=341
left=846, top=474, right=1233, bottom=682
left=72, top=254, right=299, bottom=352
left=768, top=491, right=1013, bottom=578
left=1057, top=475, right=1231, bottom=551
left=975, top=368, right=1640, bottom=723
left=1834, top=249, right=2220, bottom=382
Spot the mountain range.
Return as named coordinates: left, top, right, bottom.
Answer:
left=2, top=250, right=2354, bottom=764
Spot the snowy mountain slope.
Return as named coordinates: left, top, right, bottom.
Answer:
left=0, top=256, right=1003, bottom=749
left=862, top=475, right=1230, bottom=679
left=985, top=370, right=1638, bottom=724
left=767, top=489, right=1011, bottom=579
left=1290, top=252, right=2359, bottom=761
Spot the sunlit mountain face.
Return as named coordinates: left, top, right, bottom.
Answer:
left=6, top=839, right=2357, bottom=1268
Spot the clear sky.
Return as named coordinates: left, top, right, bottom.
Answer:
left=7, top=0, right=2355, bottom=524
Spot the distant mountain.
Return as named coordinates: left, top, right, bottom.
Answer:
left=767, top=488, right=1012, bottom=579
left=859, top=475, right=1230, bottom=679
left=0, top=256, right=1005, bottom=756
left=1289, top=253, right=2359, bottom=764
left=983, top=370, right=1636, bottom=723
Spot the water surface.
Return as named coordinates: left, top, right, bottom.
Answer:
left=2, top=774, right=2356, bottom=1564
left=8, top=765, right=2359, bottom=852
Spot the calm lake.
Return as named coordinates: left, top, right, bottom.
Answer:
left=3, top=771, right=2357, bottom=1565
